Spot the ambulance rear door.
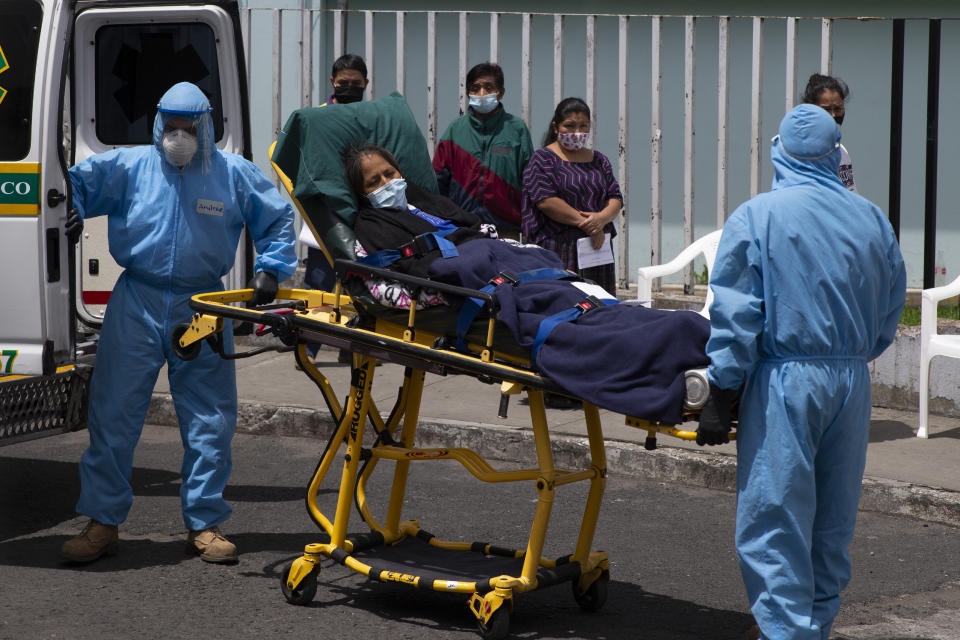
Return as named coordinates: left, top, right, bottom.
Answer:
left=71, top=0, right=252, bottom=325
left=0, top=0, right=88, bottom=445
left=0, top=0, right=74, bottom=378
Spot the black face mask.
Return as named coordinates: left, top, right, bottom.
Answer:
left=333, top=85, right=365, bottom=104
left=834, top=113, right=844, bottom=127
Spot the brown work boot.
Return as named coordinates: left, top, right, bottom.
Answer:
left=60, top=519, right=119, bottom=563
left=186, top=526, right=238, bottom=564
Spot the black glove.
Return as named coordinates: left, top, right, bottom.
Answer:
left=248, top=271, right=278, bottom=306
left=696, top=383, right=738, bottom=446
left=65, top=208, right=83, bottom=244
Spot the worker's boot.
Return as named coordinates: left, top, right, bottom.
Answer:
left=60, top=519, right=119, bottom=563
left=186, top=526, right=238, bottom=564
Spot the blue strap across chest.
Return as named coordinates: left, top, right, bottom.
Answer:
left=409, top=206, right=457, bottom=232
left=531, top=295, right=619, bottom=360
left=454, top=267, right=575, bottom=350
left=358, top=227, right=459, bottom=268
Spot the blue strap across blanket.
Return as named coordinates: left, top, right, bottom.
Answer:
left=531, top=296, right=619, bottom=358
left=454, top=267, right=574, bottom=350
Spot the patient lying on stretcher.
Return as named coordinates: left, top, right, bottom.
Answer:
left=342, top=143, right=710, bottom=424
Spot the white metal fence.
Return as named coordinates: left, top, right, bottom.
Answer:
left=238, top=9, right=938, bottom=290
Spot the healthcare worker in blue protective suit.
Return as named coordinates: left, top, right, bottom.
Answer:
left=696, top=104, right=905, bottom=640
left=60, top=82, right=297, bottom=565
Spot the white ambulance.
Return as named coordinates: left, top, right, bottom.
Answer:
left=0, top=0, right=253, bottom=444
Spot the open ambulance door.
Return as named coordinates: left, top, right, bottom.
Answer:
left=71, top=0, right=253, bottom=324
left=0, top=0, right=83, bottom=444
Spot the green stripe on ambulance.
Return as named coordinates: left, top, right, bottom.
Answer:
left=0, top=166, right=41, bottom=214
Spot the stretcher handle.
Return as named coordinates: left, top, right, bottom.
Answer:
left=334, top=259, right=500, bottom=312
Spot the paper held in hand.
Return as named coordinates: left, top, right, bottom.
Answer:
left=576, top=233, right=614, bottom=269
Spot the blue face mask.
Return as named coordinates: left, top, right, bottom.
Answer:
left=367, top=178, right=408, bottom=210
left=469, top=93, right=500, bottom=115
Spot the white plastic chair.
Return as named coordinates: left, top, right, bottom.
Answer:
left=636, top=229, right=723, bottom=319
left=917, top=274, right=960, bottom=438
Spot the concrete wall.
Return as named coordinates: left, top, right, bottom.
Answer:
left=871, top=321, right=960, bottom=418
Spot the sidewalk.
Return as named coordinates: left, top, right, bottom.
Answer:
left=149, top=345, right=960, bottom=527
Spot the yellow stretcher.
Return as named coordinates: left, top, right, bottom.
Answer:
left=176, top=264, right=734, bottom=639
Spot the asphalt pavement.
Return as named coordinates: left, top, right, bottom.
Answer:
left=3, top=425, right=960, bottom=640
left=148, top=340, right=960, bottom=528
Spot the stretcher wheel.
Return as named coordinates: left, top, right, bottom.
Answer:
left=477, top=607, right=510, bottom=640
left=280, top=562, right=318, bottom=606
left=572, top=569, right=609, bottom=612
left=171, top=324, right=202, bottom=361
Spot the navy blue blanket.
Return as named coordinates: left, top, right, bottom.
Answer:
left=424, top=239, right=710, bottom=424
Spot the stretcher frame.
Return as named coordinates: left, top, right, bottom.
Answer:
left=177, top=262, right=728, bottom=639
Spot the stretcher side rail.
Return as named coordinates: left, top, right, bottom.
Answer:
left=182, top=288, right=727, bottom=432
left=184, top=288, right=569, bottom=396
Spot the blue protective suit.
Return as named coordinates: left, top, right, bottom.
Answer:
left=706, top=104, right=905, bottom=640
left=69, top=83, right=297, bottom=530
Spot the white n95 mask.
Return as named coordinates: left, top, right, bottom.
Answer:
left=162, top=129, right=198, bottom=167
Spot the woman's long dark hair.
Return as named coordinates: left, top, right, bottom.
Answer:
left=542, top=97, right=591, bottom=146
left=343, top=142, right=402, bottom=198
left=802, top=73, right=849, bottom=104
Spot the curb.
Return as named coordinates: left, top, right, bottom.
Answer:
left=147, top=393, right=960, bottom=528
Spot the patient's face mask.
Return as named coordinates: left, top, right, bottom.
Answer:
left=367, top=178, right=408, bottom=210
left=162, top=128, right=198, bottom=167
left=469, top=93, right=500, bottom=115
left=557, top=131, right=590, bottom=151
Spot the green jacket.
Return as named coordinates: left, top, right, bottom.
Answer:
left=432, top=107, right=533, bottom=230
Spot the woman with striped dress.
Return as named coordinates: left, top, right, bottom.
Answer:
left=521, top=97, right=623, bottom=295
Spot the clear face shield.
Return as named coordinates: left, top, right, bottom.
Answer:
left=155, top=110, right=214, bottom=172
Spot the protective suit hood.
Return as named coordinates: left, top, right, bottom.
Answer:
left=153, top=82, right=215, bottom=174
left=771, top=104, right=842, bottom=190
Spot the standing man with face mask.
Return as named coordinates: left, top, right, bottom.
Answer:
left=297, top=54, right=370, bottom=363
left=433, top=62, right=533, bottom=240
left=324, top=53, right=369, bottom=106
left=60, top=82, right=297, bottom=565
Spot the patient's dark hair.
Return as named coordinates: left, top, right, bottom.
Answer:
left=343, top=142, right=401, bottom=197
left=331, top=53, right=368, bottom=79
